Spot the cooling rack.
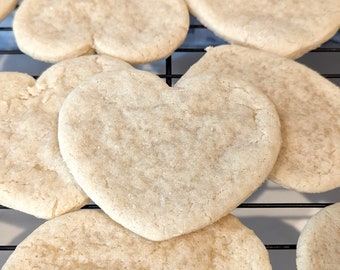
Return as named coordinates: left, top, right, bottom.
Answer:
left=0, top=4, right=339, bottom=270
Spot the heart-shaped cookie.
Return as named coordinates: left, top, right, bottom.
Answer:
left=0, top=55, right=132, bottom=219
left=13, top=0, right=189, bottom=64
left=185, top=0, right=340, bottom=59
left=296, top=203, right=340, bottom=270
left=58, top=63, right=281, bottom=240
left=184, top=45, right=340, bottom=193
left=3, top=210, right=272, bottom=269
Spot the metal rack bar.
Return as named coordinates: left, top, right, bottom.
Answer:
left=0, top=246, right=16, bottom=251
left=0, top=244, right=299, bottom=251
left=37, top=202, right=333, bottom=210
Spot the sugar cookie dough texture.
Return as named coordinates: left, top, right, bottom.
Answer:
left=0, top=0, right=17, bottom=22
left=0, top=55, right=132, bottom=218
left=2, top=210, right=272, bottom=270
left=296, top=203, right=340, bottom=270
left=58, top=61, right=281, bottom=240
left=183, top=45, right=340, bottom=193
left=13, top=0, right=189, bottom=64
left=185, top=0, right=340, bottom=58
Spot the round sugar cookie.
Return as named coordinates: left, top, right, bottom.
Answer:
left=58, top=65, right=281, bottom=240
left=182, top=44, right=340, bottom=193
left=13, top=0, right=189, bottom=64
left=2, top=210, right=272, bottom=270
left=0, top=0, right=17, bottom=22
left=296, top=203, right=340, bottom=270
left=185, top=0, right=340, bottom=59
left=0, top=55, right=132, bottom=219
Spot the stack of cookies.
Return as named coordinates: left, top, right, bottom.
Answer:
left=0, top=0, right=339, bottom=269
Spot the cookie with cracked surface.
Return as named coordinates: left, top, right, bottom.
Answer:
left=183, top=45, right=340, bottom=193
left=0, top=55, right=132, bottom=218
left=296, top=203, right=340, bottom=270
left=58, top=62, right=281, bottom=240
left=184, top=0, right=340, bottom=59
left=13, top=0, right=189, bottom=64
left=0, top=0, right=17, bottom=22
left=2, top=210, right=272, bottom=270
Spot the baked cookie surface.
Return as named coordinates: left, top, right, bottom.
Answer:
left=184, top=45, right=340, bottom=193
left=13, top=0, right=189, bottom=64
left=2, top=210, right=272, bottom=270
left=296, top=203, right=340, bottom=270
left=58, top=62, right=281, bottom=240
left=185, top=0, right=340, bottom=59
left=0, top=0, right=17, bottom=22
left=0, top=55, right=132, bottom=218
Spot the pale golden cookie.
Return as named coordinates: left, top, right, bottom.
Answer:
left=0, top=0, right=17, bottom=22
left=185, top=0, right=340, bottom=59
left=3, top=210, right=272, bottom=270
left=58, top=64, right=281, bottom=240
left=296, top=203, right=340, bottom=270
left=0, top=55, right=132, bottom=218
left=13, top=0, right=189, bottom=64
left=182, top=45, right=340, bottom=192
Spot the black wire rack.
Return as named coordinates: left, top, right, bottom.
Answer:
left=0, top=3, right=339, bottom=269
